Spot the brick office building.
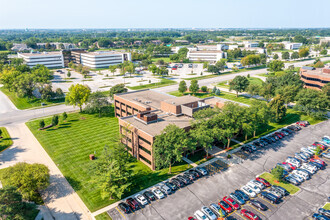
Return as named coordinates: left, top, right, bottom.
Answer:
left=300, top=66, right=330, bottom=90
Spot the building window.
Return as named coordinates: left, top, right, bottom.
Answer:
left=133, top=108, right=138, bottom=112
left=138, top=136, right=151, bottom=145
left=116, top=113, right=120, bottom=117
left=140, top=155, right=151, bottom=165
left=139, top=145, right=151, bottom=155
left=116, top=107, right=120, bottom=110
left=122, top=109, right=126, bottom=113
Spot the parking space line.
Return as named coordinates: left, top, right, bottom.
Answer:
left=235, top=211, right=248, bottom=220
left=246, top=204, right=266, bottom=216
left=226, top=210, right=237, bottom=217
left=116, top=207, right=126, bottom=219
left=257, top=195, right=277, bottom=207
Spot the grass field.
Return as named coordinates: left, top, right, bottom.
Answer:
left=95, top=212, right=112, bottom=220
left=0, top=87, right=65, bottom=110
left=127, top=78, right=177, bottom=90
left=259, top=172, right=300, bottom=195
left=151, top=57, right=171, bottom=63
left=323, top=203, right=330, bottom=210
left=0, top=127, right=13, bottom=152
left=218, top=77, right=264, bottom=88
left=26, top=111, right=191, bottom=212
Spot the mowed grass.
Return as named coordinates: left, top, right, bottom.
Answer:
left=218, top=77, right=264, bottom=89
left=26, top=112, right=191, bottom=212
left=0, top=87, right=64, bottom=110
left=259, top=172, right=300, bottom=195
left=323, top=203, right=330, bottom=210
left=95, top=212, right=112, bottom=220
left=127, top=78, right=177, bottom=90
left=0, top=127, right=13, bottom=152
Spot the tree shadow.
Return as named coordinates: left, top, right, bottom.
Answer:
left=0, top=145, right=26, bottom=164
left=45, top=207, right=83, bottom=220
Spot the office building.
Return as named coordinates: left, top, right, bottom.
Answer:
left=80, top=51, right=131, bottom=68
left=283, top=42, right=303, bottom=50
left=243, top=41, right=259, bottom=48
left=187, top=50, right=227, bottom=63
left=18, top=51, right=64, bottom=68
left=300, top=66, right=330, bottom=90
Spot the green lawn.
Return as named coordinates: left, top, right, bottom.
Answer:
left=323, top=203, right=330, bottom=210
left=26, top=111, right=191, bottom=212
left=95, top=212, right=112, bottom=220
left=151, top=57, right=171, bottom=63
left=259, top=172, right=300, bottom=195
left=0, top=127, right=13, bottom=152
left=218, top=77, right=264, bottom=89
left=187, top=150, right=213, bottom=165
left=127, top=78, right=177, bottom=90
left=0, top=87, right=65, bottom=110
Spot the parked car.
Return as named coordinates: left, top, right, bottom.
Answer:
left=188, top=64, right=193, bottom=68
left=271, top=134, right=280, bottom=140
left=312, top=213, right=330, bottom=220
left=260, top=191, right=279, bottom=204
left=152, top=188, right=165, bottom=199
left=143, top=190, right=156, bottom=201
left=246, top=182, right=261, bottom=194
left=223, top=196, right=240, bottom=210
left=278, top=163, right=292, bottom=172
left=229, top=192, right=245, bottom=205
left=310, top=158, right=326, bottom=166
left=250, top=180, right=265, bottom=189
left=196, top=167, right=208, bottom=176
left=165, top=181, right=177, bottom=191
left=287, top=125, right=300, bottom=131
left=313, top=142, right=327, bottom=150
left=235, top=189, right=250, bottom=201
left=321, top=151, right=330, bottom=159
left=301, top=147, right=314, bottom=156
left=318, top=208, right=330, bottom=218
left=286, top=157, right=301, bottom=168
left=188, top=217, right=196, bottom=220
left=275, top=132, right=284, bottom=138
left=295, top=153, right=308, bottom=162
left=184, top=172, right=196, bottom=181
left=242, top=145, right=253, bottom=153
left=240, top=209, right=260, bottom=220
left=171, top=178, right=184, bottom=188
left=241, top=185, right=257, bottom=198
left=271, top=185, right=288, bottom=197
left=210, top=203, right=226, bottom=217
left=288, top=173, right=304, bottom=183
left=219, top=200, right=232, bottom=213
left=135, top=194, right=148, bottom=206
left=301, top=163, right=317, bottom=174
left=177, top=175, right=190, bottom=185
left=309, top=161, right=325, bottom=170
left=126, top=197, right=140, bottom=210
left=292, top=169, right=310, bottom=180
left=201, top=206, right=217, bottom=220
left=296, top=121, right=309, bottom=127
left=322, top=136, right=330, bottom=144
left=194, top=210, right=209, bottom=220
left=249, top=199, right=268, bottom=211
left=283, top=161, right=297, bottom=170
left=189, top=169, right=201, bottom=178
left=118, top=202, right=130, bottom=214
left=265, top=187, right=282, bottom=198
left=274, top=133, right=283, bottom=139
left=284, top=176, right=300, bottom=185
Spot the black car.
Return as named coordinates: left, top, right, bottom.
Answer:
left=249, top=199, right=268, bottom=211
left=171, top=178, right=184, bottom=188
left=189, top=169, right=201, bottom=178
left=271, top=185, right=288, bottom=197
left=261, top=137, right=272, bottom=144
left=319, top=208, right=330, bottom=218
left=282, top=128, right=293, bottom=134
left=253, top=141, right=263, bottom=147
left=177, top=175, right=190, bottom=184
left=242, top=145, right=253, bottom=153
left=184, top=172, right=196, bottom=181
left=164, top=181, right=177, bottom=191
left=312, top=213, right=330, bottom=220
left=234, top=189, right=250, bottom=201
left=260, top=191, right=279, bottom=204
left=143, top=190, right=156, bottom=201
left=118, top=202, right=130, bottom=214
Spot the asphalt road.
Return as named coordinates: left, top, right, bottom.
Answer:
left=107, top=120, right=330, bottom=220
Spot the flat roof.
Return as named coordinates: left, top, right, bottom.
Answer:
left=189, top=50, right=224, bottom=54
left=301, top=67, right=330, bottom=78
left=121, top=111, right=192, bottom=137
left=163, top=95, right=201, bottom=105
left=115, top=89, right=173, bottom=109
left=18, top=51, right=62, bottom=57
left=82, top=51, right=125, bottom=56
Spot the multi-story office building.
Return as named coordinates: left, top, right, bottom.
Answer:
left=114, top=89, right=236, bottom=169
left=300, top=66, right=330, bottom=90
left=80, top=51, right=131, bottom=68
left=18, top=51, right=64, bottom=68
left=243, top=41, right=259, bottom=48
left=283, top=42, right=303, bottom=50
left=187, top=50, right=227, bottom=63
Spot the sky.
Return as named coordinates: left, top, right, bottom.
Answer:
left=1, top=0, right=329, bottom=29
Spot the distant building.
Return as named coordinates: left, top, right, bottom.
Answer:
left=300, top=66, right=330, bottom=90
left=80, top=51, right=131, bottom=68
left=319, top=37, right=330, bottom=45
left=228, top=45, right=239, bottom=50
left=187, top=50, right=227, bottom=63
left=175, top=39, right=190, bottom=44
left=11, top=43, right=31, bottom=52
left=151, top=40, right=162, bottom=45
left=283, top=42, right=303, bottom=50
left=242, top=47, right=266, bottom=54
left=17, top=51, right=64, bottom=68
left=243, top=41, right=259, bottom=48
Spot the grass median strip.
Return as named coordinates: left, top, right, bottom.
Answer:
left=259, top=172, right=300, bottom=195
left=127, top=78, right=176, bottom=90
left=0, top=127, right=13, bottom=152
left=95, top=212, right=112, bottom=220
left=323, top=203, right=330, bottom=210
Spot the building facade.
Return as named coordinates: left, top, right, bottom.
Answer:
left=187, top=50, right=227, bottom=63
left=80, top=51, right=131, bottom=68
left=18, top=51, right=64, bottom=68
left=300, top=66, right=330, bottom=90
left=284, top=42, right=303, bottom=50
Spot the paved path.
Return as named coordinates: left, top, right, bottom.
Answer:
left=182, top=157, right=198, bottom=167
left=0, top=86, right=17, bottom=114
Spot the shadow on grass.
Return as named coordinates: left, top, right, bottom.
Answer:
left=65, top=176, right=82, bottom=191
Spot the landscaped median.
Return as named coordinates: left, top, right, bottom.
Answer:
left=0, top=127, right=13, bottom=152
left=95, top=212, right=112, bottom=220
left=127, top=78, right=176, bottom=90
left=259, top=172, right=300, bottom=195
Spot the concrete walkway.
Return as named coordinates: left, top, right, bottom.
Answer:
left=182, top=157, right=198, bottom=167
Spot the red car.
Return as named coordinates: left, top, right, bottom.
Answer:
left=240, top=209, right=260, bottom=220
left=274, top=133, right=283, bottom=139
left=126, top=197, right=140, bottom=211
left=219, top=200, right=232, bottom=213
left=296, top=121, right=309, bottom=127
left=282, top=162, right=297, bottom=170
left=188, top=217, right=195, bottom=220
left=275, top=132, right=285, bottom=138
left=312, top=142, right=327, bottom=150
left=310, top=158, right=326, bottom=166
left=223, top=196, right=240, bottom=210
left=256, top=177, right=271, bottom=187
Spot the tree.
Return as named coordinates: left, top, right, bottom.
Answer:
left=84, top=91, right=111, bottom=117
left=271, top=165, right=284, bottom=181
left=268, top=60, right=284, bottom=72
left=189, top=79, right=199, bottom=94
left=65, top=84, right=91, bottom=112
left=0, top=186, right=38, bottom=219
left=320, top=49, right=327, bottom=56
left=109, top=65, right=117, bottom=76
left=250, top=100, right=273, bottom=137
left=322, top=83, right=330, bottom=97
left=298, top=47, right=309, bottom=58
left=207, top=65, right=219, bottom=74
left=190, top=122, right=214, bottom=157
left=109, top=84, right=128, bottom=99
left=268, top=95, right=286, bottom=122
left=229, top=76, right=250, bottom=97
left=52, top=115, right=59, bottom=126
left=178, top=80, right=187, bottom=94
left=247, top=84, right=260, bottom=98
left=215, top=88, right=221, bottom=95
left=215, top=59, right=226, bottom=72
left=92, top=144, right=132, bottom=200
left=273, top=54, right=279, bottom=60
left=282, top=51, right=290, bottom=60
left=55, top=88, right=64, bottom=98
left=1, top=163, right=50, bottom=203
left=201, top=86, right=208, bottom=92
left=291, top=51, right=299, bottom=60
left=276, top=85, right=300, bottom=107
left=241, top=54, right=261, bottom=66
left=62, top=112, right=68, bottom=121
left=153, top=125, right=190, bottom=173
left=314, top=61, right=325, bottom=68
left=212, top=86, right=217, bottom=94
left=203, top=62, right=209, bottom=69
left=39, top=120, right=45, bottom=129
left=67, top=71, right=71, bottom=79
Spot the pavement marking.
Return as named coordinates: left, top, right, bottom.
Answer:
left=226, top=210, right=237, bottom=217
left=115, top=207, right=126, bottom=219
left=235, top=211, right=248, bottom=220
left=246, top=204, right=266, bottom=216
left=257, top=195, right=277, bottom=207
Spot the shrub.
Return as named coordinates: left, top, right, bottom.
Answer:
left=215, top=88, right=221, bottom=95
left=201, top=86, right=208, bottom=92
left=39, top=120, right=45, bottom=129
left=271, top=166, right=284, bottom=181
left=52, top=115, right=59, bottom=126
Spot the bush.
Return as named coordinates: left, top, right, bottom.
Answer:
left=62, top=112, right=68, bottom=121
left=271, top=166, right=284, bottom=181
left=201, top=86, right=208, bottom=92
left=39, top=120, right=45, bottom=129
left=247, top=74, right=250, bottom=78
left=215, top=88, right=221, bottom=95
left=52, top=115, right=59, bottom=126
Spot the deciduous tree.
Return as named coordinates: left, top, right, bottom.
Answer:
left=229, top=76, right=250, bottom=97
left=66, top=84, right=91, bottom=112
left=178, top=80, right=187, bottom=94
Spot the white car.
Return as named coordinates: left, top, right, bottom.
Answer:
left=288, top=174, right=304, bottom=183
left=135, top=194, right=148, bottom=206
left=201, top=206, right=217, bottom=220
left=286, top=158, right=301, bottom=168
left=241, top=185, right=257, bottom=198
left=152, top=188, right=165, bottom=199
left=301, top=147, right=314, bottom=156
left=301, top=163, right=317, bottom=174
left=250, top=180, right=265, bottom=189
left=246, top=182, right=261, bottom=194
left=159, top=184, right=172, bottom=195
left=196, top=167, right=208, bottom=176
left=293, top=170, right=310, bottom=180
left=194, top=210, right=209, bottom=220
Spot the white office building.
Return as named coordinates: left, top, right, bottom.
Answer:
left=243, top=41, right=259, bottom=48
left=283, top=42, right=303, bottom=50
left=18, top=51, right=64, bottom=68
left=80, top=51, right=131, bottom=68
left=187, top=50, right=227, bottom=63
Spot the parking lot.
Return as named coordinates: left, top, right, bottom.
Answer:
left=108, top=120, right=330, bottom=220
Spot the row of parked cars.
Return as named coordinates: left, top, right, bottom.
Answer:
left=190, top=176, right=289, bottom=220
left=117, top=167, right=208, bottom=214
left=169, top=63, right=198, bottom=70
left=313, top=207, right=330, bottom=220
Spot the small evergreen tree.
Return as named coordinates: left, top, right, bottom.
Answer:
left=212, top=86, right=217, bottom=94
left=215, top=89, right=221, bottom=95
left=52, top=115, right=59, bottom=126
left=62, top=112, right=68, bottom=121
left=39, top=120, right=45, bottom=129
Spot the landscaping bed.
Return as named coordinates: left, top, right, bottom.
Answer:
left=95, top=212, right=112, bottom=220
left=127, top=78, right=177, bottom=90
left=259, top=172, right=300, bottom=195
